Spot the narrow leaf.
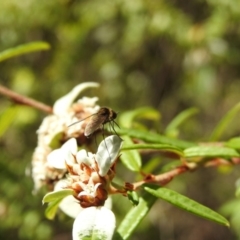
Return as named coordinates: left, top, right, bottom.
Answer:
left=0, top=42, right=50, bottom=62
left=42, top=189, right=74, bottom=204
left=120, top=136, right=141, bottom=171
left=145, top=187, right=229, bottom=227
left=210, top=102, right=240, bottom=141
left=141, top=157, right=162, bottom=173
left=236, top=187, right=240, bottom=198
left=225, top=137, right=240, bottom=150
left=45, top=198, right=63, bottom=220
left=161, top=160, right=183, bottom=172
left=235, top=179, right=240, bottom=197
left=121, top=143, right=184, bottom=158
left=165, top=108, right=199, bottom=137
left=118, top=128, right=195, bottom=149
left=184, top=146, right=239, bottom=159
left=116, top=192, right=156, bottom=239
left=220, top=199, right=240, bottom=216
left=127, top=191, right=139, bottom=206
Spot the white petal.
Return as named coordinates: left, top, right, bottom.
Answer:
left=60, top=195, right=82, bottom=219
left=78, top=183, right=101, bottom=198
left=76, top=149, right=94, bottom=166
left=104, top=197, right=112, bottom=210
left=55, top=180, right=83, bottom=218
left=47, top=149, right=66, bottom=169
left=53, top=82, right=100, bottom=115
left=62, top=138, right=78, bottom=155
left=72, top=207, right=116, bottom=240
left=77, top=96, right=99, bottom=107
left=63, top=138, right=78, bottom=166
left=54, top=182, right=112, bottom=219
left=47, top=138, right=78, bottom=169
left=96, top=135, right=123, bottom=176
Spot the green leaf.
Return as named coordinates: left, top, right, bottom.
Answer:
left=120, top=136, right=142, bottom=171
left=119, top=107, right=160, bottom=128
left=111, top=180, right=126, bottom=191
left=115, top=192, right=157, bottom=240
left=225, top=137, right=240, bottom=150
left=118, top=128, right=195, bottom=149
left=165, top=107, right=199, bottom=138
left=235, top=179, right=240, bottom=197
left=48, top=131, right=64, bottom=149
left=220, top=199, right=240, bottom=216
left=127, top=191, right=139, bottom=206
left=144, top=186, right=229, bottom=227
left=0, top=41, right=50, bottom=62
left=236, top=187, right=240, bottom=198
left=141, top=157, right=162, bottom=173
left=121, top=143, right=184, bottom=158
left=210, top=102, right=240, bottom=141
left=161, top=160, right=183, bottom=172
left=45, top=198, right=63, bottom=220
left=184, top=146, right=239, bottom=159
left=0, top=105, right=18, bottom=137
left=42, top=189, right=74, bottom=204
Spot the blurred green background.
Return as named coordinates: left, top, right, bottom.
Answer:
left=1, top=0, right=240, bottom=239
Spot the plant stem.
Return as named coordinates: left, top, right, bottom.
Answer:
left=0, top=84, right=52, bottom=114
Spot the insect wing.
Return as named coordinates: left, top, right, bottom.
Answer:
left=84, top=114, right=105, bottom=137
left=68, top=114, right=93, bottom=127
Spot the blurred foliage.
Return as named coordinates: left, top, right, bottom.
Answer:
left=1, top=0, right=240, bottom=239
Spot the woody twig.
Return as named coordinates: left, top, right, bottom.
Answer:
left=0, top=84, right=52, bottom=114
left=130, top=156, right=240, bottom=192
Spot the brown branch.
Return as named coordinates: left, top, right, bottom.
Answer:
left=205, top=157, right=240, bottom=167
left=132, top=165, right=190, bottom=190
left=108, top=155, right=240, bottom=195
left=0, top=84, right=53, bottom=114
left=111, top=157, right=240, bottom=194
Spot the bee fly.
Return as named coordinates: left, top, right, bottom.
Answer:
left=69, top=107, right=120, bottom=138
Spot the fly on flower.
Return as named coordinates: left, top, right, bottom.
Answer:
left=69, top=107, right=120, bottom=138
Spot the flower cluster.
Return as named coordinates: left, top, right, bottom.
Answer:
left=32, top=82, right=100, bottom=191
left=45, top=135, right=122, bottom=240
left=47, top=136, right=122, bottom=208
left=33, top=83, right=123, bottom=239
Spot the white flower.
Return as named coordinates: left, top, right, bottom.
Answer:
left=76, top=149, right=95, bottom=167
left=53, top=82, right=100, bottom=115
left=72, top=206, right=116, bottom=240
left=47, top=138, right=78, bottom=170
left=46, top=135, right=122, bottom=209
left=55, top=180, right=112, bottom=219
left=32, top=82, right=101, bottom=191
left=78, top=182, right=102, bottom=201
left=48, top=136, right=122, bottom=177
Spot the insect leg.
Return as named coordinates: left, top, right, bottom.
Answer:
left=109, top=120, right=121, bottom=139
left=101, top=124, right=111, bottom=161
left=93, top=133, right=98, bottom=148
